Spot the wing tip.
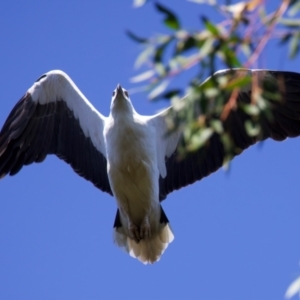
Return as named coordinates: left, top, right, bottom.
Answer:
left=0, top=172, right=7, bottom=179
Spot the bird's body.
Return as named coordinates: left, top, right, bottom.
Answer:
left=105, top=96, right=158, bottom=227
left=104, top=93, right=173, bottom=261
left=1, top=69, right=300, bottom=264
left=106, top=112, right=158, bottom=229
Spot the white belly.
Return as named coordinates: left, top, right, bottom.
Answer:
left=105, top=115, right=159, bottom=225
left=103, top=106, right=174, bottom=264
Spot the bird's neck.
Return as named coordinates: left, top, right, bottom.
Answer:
left=110, top=99, right=135, bottom=121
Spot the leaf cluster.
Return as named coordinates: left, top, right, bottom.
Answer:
left=129, top=0, right=300, bottom=158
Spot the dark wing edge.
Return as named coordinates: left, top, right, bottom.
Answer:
left=0, top=93, right=112, bottom=196
left=159, top=70, right=300, bottom=200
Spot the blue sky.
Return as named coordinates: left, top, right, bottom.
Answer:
left=0, top=1, right=300, bottom=300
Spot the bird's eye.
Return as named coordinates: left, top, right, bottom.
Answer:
left=112, top=91, right=116, bottom=97
left=124, top=91, right=129, bottom=97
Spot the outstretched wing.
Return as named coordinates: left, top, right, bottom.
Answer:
left=149, top=69, right=300, bottom=200
left=0, top=70, right=112, bottom=195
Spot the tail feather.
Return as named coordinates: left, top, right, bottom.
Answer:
left=127, top=223, right=174, bottom=264
left=113, top=207, right=174, bottom=264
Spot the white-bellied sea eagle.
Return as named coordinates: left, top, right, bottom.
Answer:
left=0, top=69, right=300, bottom=264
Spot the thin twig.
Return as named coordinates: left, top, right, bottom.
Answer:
left=244, top=0, right=290, bottom=68
left=220, top=87, right=239, bottom=120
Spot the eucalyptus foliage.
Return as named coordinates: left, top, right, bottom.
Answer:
left=130, top=0, right=300, bottom=162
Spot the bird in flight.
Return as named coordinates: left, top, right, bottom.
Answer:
left=0, top=69, right=299, bottom=264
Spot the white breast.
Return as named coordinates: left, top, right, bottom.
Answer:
left=104, top=112, right=160, bottom=224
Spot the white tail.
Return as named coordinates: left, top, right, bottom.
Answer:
left=114, top=223, right=174, bottom=264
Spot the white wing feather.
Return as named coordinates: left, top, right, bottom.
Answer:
left=28, top=70, right=107, bottom=156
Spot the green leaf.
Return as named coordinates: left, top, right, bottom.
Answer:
left=159, top=89, right=181, bottom=100
left=126, top=30, right=148, bottom=43
left=279, top=33, right=292, bottom=46
left=201, top=16, right=220, bottom=36
left=187, top=128, right=213, bottom=151
left=153, top=36, right=173, bottom=63
left=245, top=120, right=261, bottom=137
left=175, top=36, right=197, bottom=54
left=289, top=32, right=300, bottom=58
left=210, top=120, right=223, bottom=134
left=155, top=2, right=180, bottom=30
left=218, top=45, right=242, bottom=68
left=224, top=75, right=252, bottom=90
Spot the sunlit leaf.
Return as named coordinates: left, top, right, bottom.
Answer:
left=169, top=56, right=184, bottom=70
left=242, top=104, right=260, bottom=116
left=133, top=0, right=148, bottom=8
left=279, top=18, right=300, bottom=27
left=221, top=2, right=246, bottom=16
left=148, top=80, right=170, bottom=100
left=154, top=62, right=166, bottom=76
left=210, top=119, right=223, bottom=134
left=127, top=85, right=149, bottom=95
left=187, top=128, right=213, bottom=151
left=134, top=46, right=155, bottom=68
left=204, top=87, right=219, bottom=98
left=285, top=276, right=300, bottom=299
left=199, top=36, right=215, bottom=57
left=188, top=0, right=216, bottom=5
left=245, top=120, right=261, bottom=137
left=155, top=3, right=180, bottom=30
left=130, top=70, right=155, bottom=83
left=288, top=1, right=300, bottom=17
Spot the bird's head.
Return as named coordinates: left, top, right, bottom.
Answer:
left=110, top=84, right=132, bottom=113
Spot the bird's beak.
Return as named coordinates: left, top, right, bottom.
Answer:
left=116, top=84, right=123, bottom=97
